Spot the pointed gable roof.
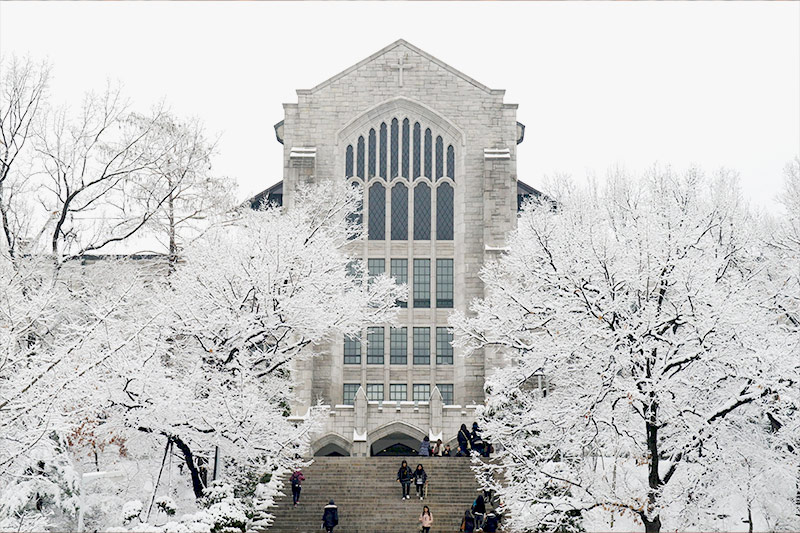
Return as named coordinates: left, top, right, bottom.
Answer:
left=299, top=39, right=503, bottom=96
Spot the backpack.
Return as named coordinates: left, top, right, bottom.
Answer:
left=290, top=473, right=301, bottom=486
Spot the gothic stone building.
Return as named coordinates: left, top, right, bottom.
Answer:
left=251, top=40, right=540, bottom=457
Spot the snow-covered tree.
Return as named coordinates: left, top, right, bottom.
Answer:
left=123, top=112, right=232, bottom=265
left=451, top=167, right=799, bottom=532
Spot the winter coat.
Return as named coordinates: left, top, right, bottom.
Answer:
left=413, top=468, right=427, bottom=485
left=484, top=513, right=500, bottom=532
left=419, top=439, right=430, bottom=456
left=419, top=512, right=433, bottom=527
left=461, top=512, right=475, bottom=532
left=458, top=428, right=470, bottom=448
left=322, top=504, right=338, bottom=528
left=472, top=496, right=486, bottom=515
left=290, top=471, right=304, bottom=487
left=397, top=465, right=413, bottom=483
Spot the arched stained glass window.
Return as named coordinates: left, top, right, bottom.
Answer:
left=391, top=183, right=408, bottom=240
left=368, top=182, right=385, bottom=240
left=413, top=122, right=421, bottom=180
left=357, top=136, right=365, bottom=178
left=368, top=128, right=376, bottom=178
left=435, top=136, right=443, bottom=180
left=414, top=183, right=431, bottom=240
left=345, top=145, right=353, bottom=177
left=436, top=183, right=454, bottom=241
left=379, top=122, right=387, bottom=179
left=447, top=145, right=454, bottom=179
left=424, top=128, right=432, bottom=178
left=402, top=119, right=410, bottom=178
left=390, top=118, right=399, bottom=179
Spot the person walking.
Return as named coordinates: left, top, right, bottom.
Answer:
left=470, top=422, right=484, bottom=457
left=419, top=435, right=431, bottom=456
left=483, top=512, right=501, bottom=533
left=397, top=460, right=413, bottom=500
left=321, top=499, right=338, bottom=533
left=460, top=509, right=475, bottom=533
left=457, top=424, right=471, bottom=456
left=471, top=494, right=486, bottom=531
left=289, top=468, right=305, bottom=506
left=413, top=463, right=428, bottom=500
left=418, top=505, right=433, bottom=533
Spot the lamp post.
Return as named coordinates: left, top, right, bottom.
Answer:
left=77, top=470, right=126, bottom=533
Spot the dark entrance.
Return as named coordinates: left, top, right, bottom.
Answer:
left=370, top=431, right=421, bottom=456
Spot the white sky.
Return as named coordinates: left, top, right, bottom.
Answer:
left=2, top=1, right=799, bottom=211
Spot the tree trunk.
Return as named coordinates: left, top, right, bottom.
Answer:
left=642, top=514, right=661, bottom=533
left=171, top=435, right=205, bottom=499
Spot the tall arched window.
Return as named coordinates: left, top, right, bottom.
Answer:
left=447, top=145, right=454, bottom=179
left=424, top=128, right=432, bottom=178
left=391, top=183, right=408, bottom=240
left=368, top=128, right=376, bottom=178
left=345, top=145, right=353, bottom=177
left=435, top=136, right=444, bottom=180
left=402, top=119, right=410, bottom=178
left=390, top=118, right=399, bottom=179
left=368, top=183, right=385, bottom=240
left=414, top=183, right=431, bottom=240
left=357, top=136, right=365, bottom=178
left=413, top=122, right=421, bottom=179
left=379, top=122, right=387, bottom=179
left=347, top=180, right=362, bottom=240
left=436, top=183, right=454, bottom=241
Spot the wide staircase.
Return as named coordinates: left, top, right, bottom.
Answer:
left=266, top=456, right=483, bottom=533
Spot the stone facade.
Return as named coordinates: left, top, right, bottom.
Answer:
left=272, top=40, right=525, bottom=456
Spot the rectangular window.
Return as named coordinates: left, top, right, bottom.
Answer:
left=343, top=383, right=360, bottom=405
left=366, top=384, right=384, bottom=401
left=436, top=327, right=454, bottom=365
left=413, top=384, right=431, bottom=402
left=390, top=327, right=407, bottom=364
left=391, top=258, right=408, bottom=308
left=436, top=258, right=454, bottom=308
left=438, top=384, right=454, bottom=405
left=344, top=334, right=361, bottom=364
left=413, top=327, right=430, bottom=365
left=413, top=259, right=430, bottom=308
left=368, top=258, right=385, bottom=278
left=367, top=327, right=384, bottom=364
left=389, top=384, right=407, bottom=401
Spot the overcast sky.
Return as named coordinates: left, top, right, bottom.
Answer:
left=2, top=1, right=798, bottom=211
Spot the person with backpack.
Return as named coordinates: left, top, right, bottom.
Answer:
left=419, top=435, right=431, bottom=456
left=460, top=509, right=475, bottom=533
left=471, top=494, right=486, bottom=531
left=483, top=511, right=501, bottom=533
left=470, top=422, right=484, bottom=457
left=418, top=505, right=433, bottom=533
left=413, top=463, right=428, bottom=500
left=289, top=468, right=305, bottom=506
left=321, top=499, right=338, bottom=533
left=457, top=424, right=471, bottom=456
left=397, top=460, right=413, bottom=500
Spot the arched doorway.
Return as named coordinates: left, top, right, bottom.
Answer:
left=312, top=433, right=353, bottom=457
left=367, top=421, right=426, bottom=456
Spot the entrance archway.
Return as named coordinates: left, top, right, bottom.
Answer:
left=312, top=433, right=353, bottom=457
left=367, top=421, right=426, bottom=456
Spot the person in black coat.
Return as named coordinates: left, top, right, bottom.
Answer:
left=471, top=494, right=486, bottom=530
left=322, top=499, right=338, bottom=532
left=483, top=511, right=501, bottom=532
left=413, top=463, right=428, bottom=500
left=457, top=424, right=471, bottom=456
left=396, top=460, right=413, bottom=500
left=470, top=422, right=484, bottom=457
left=460, top=509, right=475, bottom=533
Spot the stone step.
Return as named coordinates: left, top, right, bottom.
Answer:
left=263, top=457, right=490, bottom=533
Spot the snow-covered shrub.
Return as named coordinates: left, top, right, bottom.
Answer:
left=122, top=500, right=144, bottom=523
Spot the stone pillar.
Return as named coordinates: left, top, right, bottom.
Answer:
left=353, top=386, right=369, bottom=457
left=429, top=386, right=443, bottom=442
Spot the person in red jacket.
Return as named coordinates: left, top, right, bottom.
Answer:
left=289, top=469, right=305, bottom=506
